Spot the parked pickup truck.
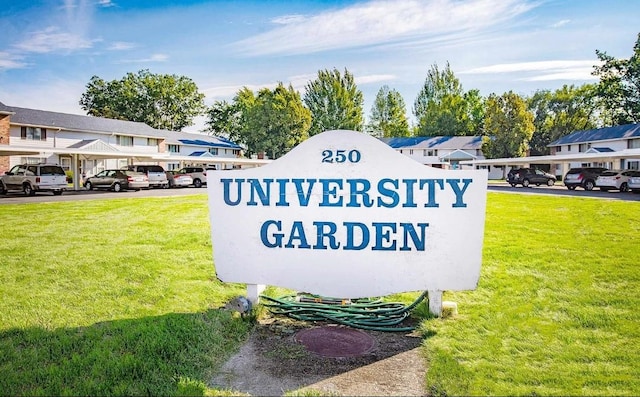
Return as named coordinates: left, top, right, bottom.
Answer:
left=0, top=163, right=67, bottom=196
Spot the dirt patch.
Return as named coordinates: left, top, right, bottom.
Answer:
left=210, top=317, right=427, bottom=396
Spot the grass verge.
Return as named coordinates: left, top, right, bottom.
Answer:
left=0, top=192, right=638, bottom=396
left=422, top=192, right=640, bottom=396
left=0, top=195, right=252, bottom=396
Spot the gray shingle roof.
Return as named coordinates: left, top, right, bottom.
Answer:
left=0, top=103, right=157, bottom=136
left=549, top=123, right=640, bottom=146
left=379, top=136, right=483, bottom=150
left=0, top=101, right=241, bottom=149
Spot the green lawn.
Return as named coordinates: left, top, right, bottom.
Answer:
left=0, top=193, right=638, bottom=396
left=423, top=193, right=640, bottom=396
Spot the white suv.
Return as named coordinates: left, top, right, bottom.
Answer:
left=0, top=163, right=67, bottom=196
left=175, top=166, right=215, bottom=188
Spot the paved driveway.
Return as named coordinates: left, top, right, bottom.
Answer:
left=0, top=186, right=203, bottom=205
left=1, top=183, right=639, bottom=204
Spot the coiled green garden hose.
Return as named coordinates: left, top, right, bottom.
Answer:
left=259, top=291, right=428, bottom=332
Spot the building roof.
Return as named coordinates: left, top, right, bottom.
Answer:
left=379, top=135, right=483, bottom=150
left=0, top=102, right=157, bottom=136
left=0, top=101, right=242, bottom=150
left=549, top=123, right=640, bottom=146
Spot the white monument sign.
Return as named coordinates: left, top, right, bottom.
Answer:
left=207, top=130, right=487, bottom=309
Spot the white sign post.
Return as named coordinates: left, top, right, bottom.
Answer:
left=207, top=130, right=487, bottom=316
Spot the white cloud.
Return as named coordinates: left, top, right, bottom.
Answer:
left=551, top=19, right=570, bottom=28
left=98, top=0, right=116, bottom=7
left=233, top=0, right=537, bottom=56
left=108, top=41, right=136, bottom=51
left=117, top=53, right=169, bottom=63
left=0, top=78, right=87, bottom=115
left=13, top=26, right=92, bottom=53
left=461, top=60, right=599, bottom=74
left=355, top=74, right=396, bottom=85
left=522, top=69, right=599, bottom=82
left=461, top=60, right=602, bottom=83
left=271, top=14, right=307, bottom=25
left=0, top=52, right=27, bottom=70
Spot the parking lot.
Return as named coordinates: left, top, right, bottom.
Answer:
left=1, top=182, right=639, bottom=205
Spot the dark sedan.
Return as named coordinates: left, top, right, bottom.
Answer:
left=84, top=170, right=149, bottom=192
left=507, top=168, right=556, bottom=187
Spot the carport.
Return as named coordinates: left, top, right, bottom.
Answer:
left=461, top=148, right=640, bottom=178
left=149, top=153, right=271, bottom=169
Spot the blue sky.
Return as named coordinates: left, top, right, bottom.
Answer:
left=0, top=0, right=638, bottom=133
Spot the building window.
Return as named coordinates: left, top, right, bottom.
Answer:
left=628, top=161, right=639, bottom=170
left=409, top=149, right=414, bottom=155
left=567, top=145, right=571, bottom=151
left=20, top=127, right=47, bottom=141
left=167, top=162, right=180, bottom=171
left=628, top=138, right=640, bottom=149
left=556, top=146, right=561, bottom=152
left=21, top=156, right=46, bottom=164
left=578, top=143, right=589, bottom=152
left=167, top=144, right=180, bottom=153
left=147, top=138, right=158, bottom=146
left=209, top=148, right=219, bottom=155
left=116, top=135, right=133, bottom=147
left=59, top=157, right=71, bottom=171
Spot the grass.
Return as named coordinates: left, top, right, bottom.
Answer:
left=0, top=192, right=638, bottom=396
left=0, top=195, right=252, bottom=396
left=422, top=193, right=640, bottom=396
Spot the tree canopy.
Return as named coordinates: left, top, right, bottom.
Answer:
left=481, top=91, right=534, bottom=159
left=367, top=85, right=410, bottom=137
left=79, top=70, right=205, bottom=131
left=413, top=62, right=484, bottom=136
left=592, top=32, right=640, bottom=124
left=303, top=68, right=364, bottom=135
left=527, top=84, right=599, bottom=155
left=205, top=84, right=310, bottom=159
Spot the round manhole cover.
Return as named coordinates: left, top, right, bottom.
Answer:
left=294, top=326, right=376, bottom=358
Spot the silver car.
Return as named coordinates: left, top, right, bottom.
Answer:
left=628, top=170, right=640, bottom=193
left=595, top=169, right=635, bottom=192
left=84, top=169, right=149, bottom=192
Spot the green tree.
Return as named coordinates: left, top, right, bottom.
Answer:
left=413, top=62, right=484, bottom=136
left=368, top=85, right=410, bottom=137
left=79, top=69, right=205, bottom=131
left=204, top=100, right=242, bottom=140
left=231, top=83, right=310, bottom=159
left=481, top=91, right=534, bottom=161
left=303, top=68, right=364, bottom=135
left=592, top=32, right=640, bottom=124
left=527, top=84, right=599, bottom=155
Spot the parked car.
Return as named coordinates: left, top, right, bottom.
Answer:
left=123, top=165, right=169, bottom=189
left=0, top=163, right=67, bottom=196
left=628, top=170, right=640, bottom=193
left=84, top=169, right=149, bottom=192
left=174, top=166, right=215, bottom=188
left=507, top=168, right=556, bottom=187
left=595, top=169, right=635, bottom=192
left=563, top=167, right=608, bottom=191
left=165, top=170, right=193, bottom=188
